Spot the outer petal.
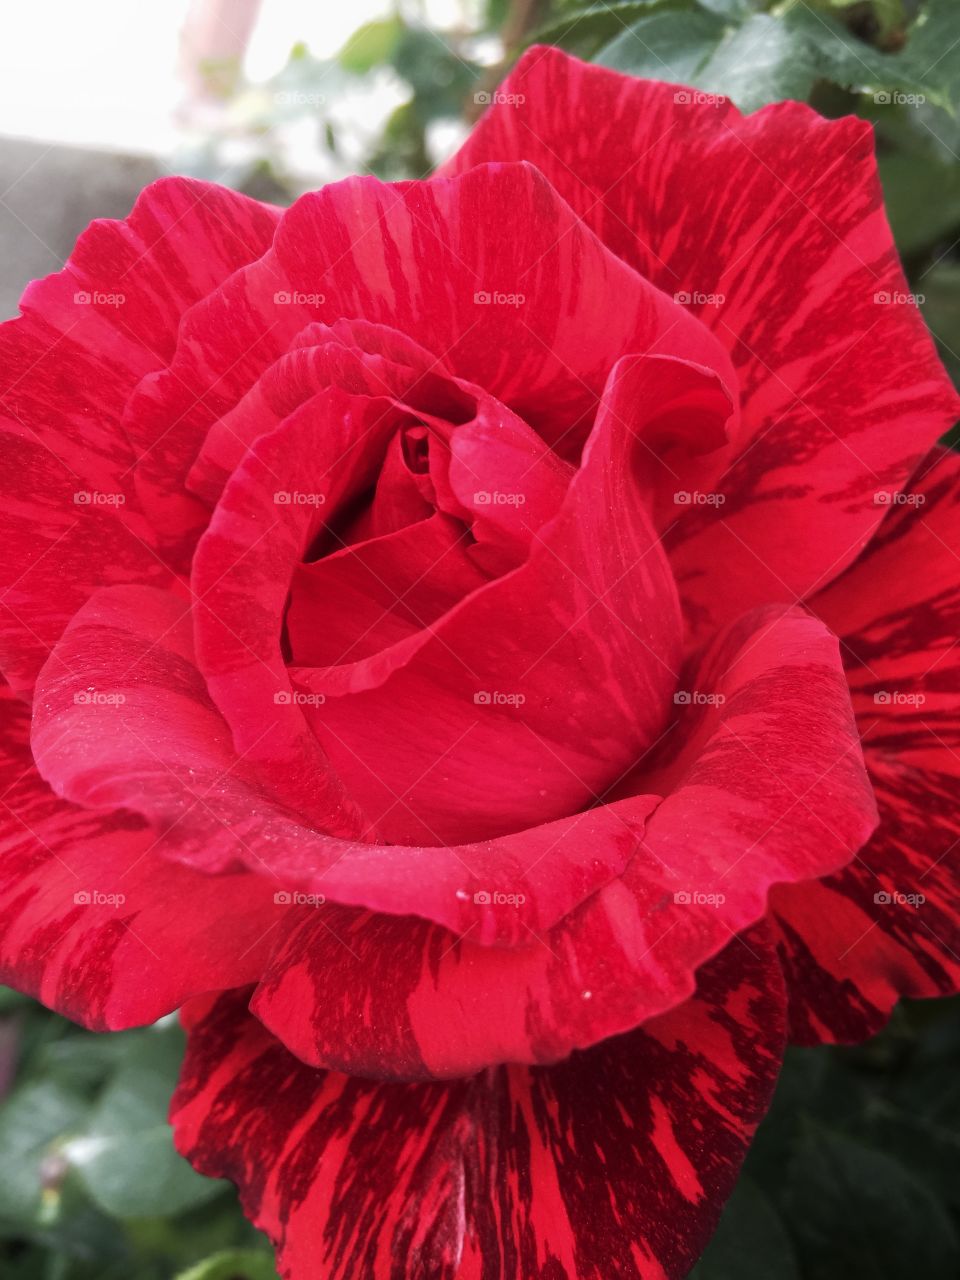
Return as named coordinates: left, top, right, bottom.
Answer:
left=0, top=684, right=280, bottom=1028
left=0, top=177, right=280, bottom=690
left=172, top=932, right=786, bottom=1280
left=29, top=583, right=662, bottom=949
left=444, top=47, right=960, bottom=641
left=771, top=447, right=960, bottom=1040
left=251, top=605, right=876, bottom=1078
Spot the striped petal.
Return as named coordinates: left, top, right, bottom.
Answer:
left=771, top=447, right=960, bottom=1040
left=0, top=683, right=280, bottom=1028
left=171, top=931, right=786, bottom=1280
left=444, top=47, right=960, bottom=643
left=250, top=605, right=875, bottom=1078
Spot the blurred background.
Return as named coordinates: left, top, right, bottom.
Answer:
left=0, top=2, right=958, bottom=1277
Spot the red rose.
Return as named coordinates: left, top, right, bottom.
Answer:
left=1, top=46, right=958, bottom=1279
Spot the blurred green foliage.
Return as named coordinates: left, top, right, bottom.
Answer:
left=0, top=989, right=278, bottom=1279
left=4, top=1, right=959, bottom=1275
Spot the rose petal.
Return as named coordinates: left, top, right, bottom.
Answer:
left=286, top=514, right=490, bottom=666
left=251, top=605, right=875, bottom=1077
left=192, top=355, right=683, bottom=844
left=0, top=177, right=275, bottom=688
left=0, top=683, right=280, bottom=1027
left=272, top=161, right=737, bottom=455
left=29, top=583, right=662, bottom=948
left=172, top=931, right=786, bottom=1280
left=771, top=447, right=960, bottom=1040
left=445, top=47, right=960, bottom=641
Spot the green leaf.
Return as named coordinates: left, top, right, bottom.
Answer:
left=594, top=0, right=960, bottom=114
left=0, top=1079, right=89, bottom=1223
left=696, top=0, right=753, bottom=16
left=817, top=0, right=906, bottom=40
left=173, top=1248, right=280, bottom=1280
left=695, top=13, right=826, bottom=109
left=919, top=263, right=960, bottom=389
left=338, top=16, right=405, bottom=74
left=782, top=1128, right=960, bottom=1279
left=690, top=1176, right=801, bottom=1279
left=530, top=1, right=692, bottom=58
left=878, top=149, right=960, bottom=255
left=595, top=9, right=726, bottom=82
left=66, top=1028, right=225, bottom=1219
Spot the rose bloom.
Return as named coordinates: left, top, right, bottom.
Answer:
left=0, top=46, right=958, bottom=1279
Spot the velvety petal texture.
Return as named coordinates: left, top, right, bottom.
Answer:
left=172, top=933, right=786, bottom=1280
